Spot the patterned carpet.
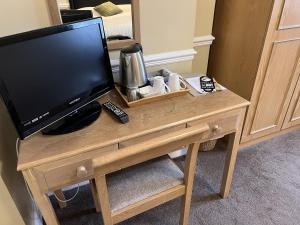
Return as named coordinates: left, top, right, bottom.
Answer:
left=49, top=129, right=300, bottom=225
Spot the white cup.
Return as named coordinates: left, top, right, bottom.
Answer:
left=168, top=73, right=187, bottom=92
left=126, top=88, right=139, bottom=102
left=152, top=76, right=170, bottom=94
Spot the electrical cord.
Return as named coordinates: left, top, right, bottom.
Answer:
left=15, top=137, right=20, bottom=157
left=16, top=138, right=79, bottom=225
left=53, top=185, right=80, bottom=203
left=16, top=138, right=80, bottom=204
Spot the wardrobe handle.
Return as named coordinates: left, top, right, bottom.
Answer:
left=212, top=124, right=220, bottom=132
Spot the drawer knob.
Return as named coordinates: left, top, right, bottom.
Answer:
left=77, top=166, right=88, bottom=178
left=212, top=124, right=220, bottom=132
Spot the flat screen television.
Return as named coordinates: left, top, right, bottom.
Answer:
left=0, top=18, right=115, bottom=139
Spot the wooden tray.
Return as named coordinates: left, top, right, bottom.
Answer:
left=115, top=85, right=190, bottom=107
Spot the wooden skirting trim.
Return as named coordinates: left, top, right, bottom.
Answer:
left=111, top=185, right=185, bottom=224
left=240, top=125, right=300, bottom=149
left=110, top=49, right=197, bottom=73
left=193, top=35, right=215, bottom=47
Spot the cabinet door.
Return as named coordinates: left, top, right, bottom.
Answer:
left=241, top=0, right=300, bottom=143
left=283, top=73, right=300, bottom=128
left=279, top=0, right=300, bottom=29
left=249, top=40, right=300, bottom=136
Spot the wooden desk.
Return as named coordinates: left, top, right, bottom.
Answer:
left=17, top=89, right=249, bottom=225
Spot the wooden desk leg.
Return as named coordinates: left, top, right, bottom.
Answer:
left=54, top=190, right=67, bottom=209
left=23, top=170, right=59, bottom=225
left=95, top=175, right=113, bottom=225
left=180, top=142, right=200, bottom=225
left=90, top=180, right=101, bottom=212
left=220, top=109, right=246, bottom=198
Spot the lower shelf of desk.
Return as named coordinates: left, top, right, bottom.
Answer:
left=106, top=156, right=183, bottom=212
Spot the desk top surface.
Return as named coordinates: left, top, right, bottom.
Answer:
left=17, top=89, right=249, bottom=170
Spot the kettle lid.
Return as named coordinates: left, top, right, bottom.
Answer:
left=121, top=43, right=143, bottom=54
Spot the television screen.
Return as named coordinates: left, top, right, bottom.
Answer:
left=0, top=18, right=114, bottom=139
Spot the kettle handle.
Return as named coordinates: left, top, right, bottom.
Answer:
left=137, top=43, right=144, bottom=54
left=136, top=43, right=143, bottom=53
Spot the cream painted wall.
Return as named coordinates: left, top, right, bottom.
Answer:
left=57, top=0, right=197, bottom=56
left=110, top=0, right=198, bottom=77
left=193, top=45, right=211, bottom=74
left=194, top=0, right=216, bottom=37
left=0, top=1, right=52, bottom=225
left=139, top=0, right=196, bottom=55
left=0, top=101, right=40, bottom=225
left=57, top=0, right=199, bottom=75
left=0, top=176, right=25, bottom=225
left=0, top=0, right=51, bottom=37
left=192, top=0, right=216, bottom=74
left=54, top=0, right=199, bottom=74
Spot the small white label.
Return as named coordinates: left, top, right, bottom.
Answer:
left=69, top=98, right=81, bottom=105
left=24, top=121, right=31, bottom=127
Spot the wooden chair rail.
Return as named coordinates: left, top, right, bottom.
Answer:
left=93, top=124, right=209, bottom=170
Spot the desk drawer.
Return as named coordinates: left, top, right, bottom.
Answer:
left=119, top=124, right=187, bottom=148
left=187, top=114, right=239, bottom=140
left=44, top=159, right=93, bottom=190
left=33, top=144, right=118, bottom=192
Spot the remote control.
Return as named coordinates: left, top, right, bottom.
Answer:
left=102, top=101, right=129, bottom=124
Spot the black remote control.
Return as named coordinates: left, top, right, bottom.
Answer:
left=102, top=101, right=129, bottom=124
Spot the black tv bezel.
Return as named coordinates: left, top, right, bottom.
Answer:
left=0, top=18, right=115, bottom=139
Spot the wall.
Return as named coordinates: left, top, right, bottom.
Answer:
left=192, top=0, right=216, bottom=74
left=9, top=0, right=215, bottom=75
left=0, top=0, right=51, bottom=37
left=108, top=0, right=198, bottom=76
left=139, top=0, right=196, bottom=54
left=56, top=0, right=198, bottom=74
left=110, top=0, right=216, bottom=76
left=0, top=1, right=52, bottom=225
left=0, top=171, right=25, bottom=225
left=139, top=0, right=197, bottom=74
left=0, top=101, right=41, bottom=225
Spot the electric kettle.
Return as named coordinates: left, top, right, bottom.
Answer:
left=119, top=43, right=148, bottom=91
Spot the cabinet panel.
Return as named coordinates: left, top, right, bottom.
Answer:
left=292, top=94, right=300, bottom=119
left=250, top=40, right=300, bottom=135
left=283, top=73, right=300, bottom=128
left=279, top=0, right=300, bottom=29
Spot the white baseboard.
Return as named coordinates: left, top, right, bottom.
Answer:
left=110, top=48, right=197, bottom=73
left=193, top=35, right=215, bottom=47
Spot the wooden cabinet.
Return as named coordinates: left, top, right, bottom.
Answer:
left=283, top=72, right=300, bottom=128
left=208, top=0, right=300, bottom=145
left=246, top=40, right=300, bottom=141
left=279, top=0, right=300, bottom=29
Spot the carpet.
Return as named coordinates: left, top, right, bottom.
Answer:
left=50, top=129, right=300, bottom=225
